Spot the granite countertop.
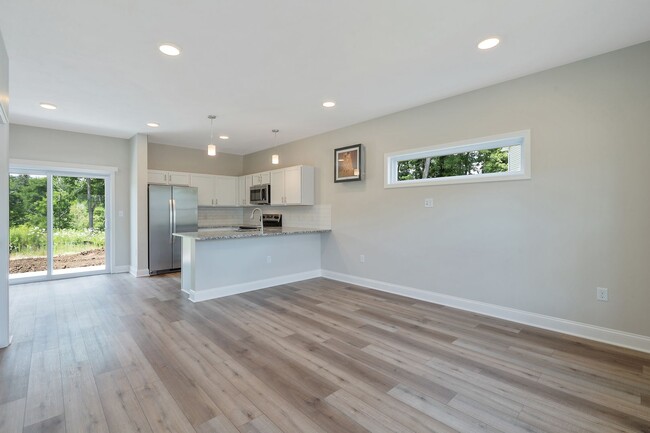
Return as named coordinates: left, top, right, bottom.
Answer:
left=174, top=226, right=331, bottom=241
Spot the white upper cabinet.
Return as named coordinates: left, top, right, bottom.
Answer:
left=270, top=170, right=285, bottom=205
left=238, top=176, right=248, bottom=206
left=148, top=170, right=190, bottom=186
left=251, top=171, right=270, bottom=185
left=214, top=176, right=238, bottom=206
left=270, top=165, right=314, bottom=205
left=284, top=165, right=308, bottom=204
left=149, top=166, right=313, bottom=206
left=190, top=174, right=239, bottom=206
left=190, top=174, right=216, bottom=206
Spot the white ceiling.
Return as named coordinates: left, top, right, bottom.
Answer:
left=1, top=1, right=649, bottom=155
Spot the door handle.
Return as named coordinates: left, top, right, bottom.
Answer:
left=172, top=199, right=177, bottom=235
left=169, top=199, right=173, bottom=243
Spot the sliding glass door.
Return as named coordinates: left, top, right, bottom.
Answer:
left=52, top=175, right=106, bottom=275
left=9, top=170, right=109, bottom=281
left=8, top=173, right=48, bottom=278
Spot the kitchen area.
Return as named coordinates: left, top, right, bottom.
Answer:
left=147, top=163, right=331, bottom=301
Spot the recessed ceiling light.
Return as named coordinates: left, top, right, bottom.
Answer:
left=159, top=44, right=181, bottom=56
left=478, top=38, right=500, bottom=50
left=146, top=122, right=160, bottom=128
left=219, top=135, right=229, bottom=140
left=39, top=102, right=57, bottom=110
left=322, top=101, right=336, bottom=108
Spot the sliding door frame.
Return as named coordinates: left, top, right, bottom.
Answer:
left=9, top=159, right=116, bottom=283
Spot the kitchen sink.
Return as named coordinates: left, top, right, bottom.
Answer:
left=238, top=225, right=260, bottom=230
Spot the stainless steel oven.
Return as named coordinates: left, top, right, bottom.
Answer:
left=250, top=183, right=271, bottom=205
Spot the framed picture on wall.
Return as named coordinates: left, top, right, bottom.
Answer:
left=334, top=144, right=362, bottom=183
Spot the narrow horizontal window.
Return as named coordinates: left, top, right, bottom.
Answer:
left=385, top=130, right=530, bottom=188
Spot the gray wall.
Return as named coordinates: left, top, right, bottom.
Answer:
left=148, top=142, right=244, bottom=176
left=8, top=124, right=132, bottom=269
left=244, top=42, right=650, bottom=337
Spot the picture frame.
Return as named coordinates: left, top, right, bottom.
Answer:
left=334, top=144, right=362, bottom=183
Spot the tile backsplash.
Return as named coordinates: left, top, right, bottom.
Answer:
left=198, top=207, right=244, bottom=227
left=198, top=204, right=331, bottom=229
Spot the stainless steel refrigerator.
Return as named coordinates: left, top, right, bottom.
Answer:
left=148, top=185, right=198, bottom=274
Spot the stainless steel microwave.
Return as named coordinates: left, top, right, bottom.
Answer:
left=250, top=184, right=271, bottom=205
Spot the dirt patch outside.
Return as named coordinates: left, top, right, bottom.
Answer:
left=9, top=248, right=105, bottom=274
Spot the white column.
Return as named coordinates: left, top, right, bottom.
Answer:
left=129, top=133, right=149, bottom=276
left=0, top=30, right=10, bottom=347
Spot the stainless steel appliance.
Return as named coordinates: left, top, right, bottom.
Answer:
left=262, top=213, right=282, bottom=227
left=250, top=183, right=271, bottom=205
left=148, top=185, right=198, bottom=275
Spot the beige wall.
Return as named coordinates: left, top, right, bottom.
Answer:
left=8, top=124, right=132, bottom=269
left=245, top=42, right=650, bottom=337
left=148, top=142, right=244, bottom=176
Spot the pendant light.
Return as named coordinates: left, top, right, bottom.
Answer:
left=271, top=129, right=280, bottom=165
left=207, top=115, right=217, bottom=156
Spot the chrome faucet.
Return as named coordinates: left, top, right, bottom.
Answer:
left=250, top=208, right=264, bottom=234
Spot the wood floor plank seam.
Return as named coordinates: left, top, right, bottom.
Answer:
left=5, top=274, right=650, bottom=433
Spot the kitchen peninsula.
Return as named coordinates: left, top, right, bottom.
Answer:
left=174, top=227, right=330, bottom=302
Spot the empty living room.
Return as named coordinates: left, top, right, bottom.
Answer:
left=1, top=1, right=649, bottom=433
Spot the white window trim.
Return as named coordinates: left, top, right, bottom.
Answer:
left=384, top=130, right=531, bottom=188
left=10, top=159, right=118, bottom=174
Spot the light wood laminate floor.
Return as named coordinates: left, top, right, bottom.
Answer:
left=1, top=273, right=649, bottom=433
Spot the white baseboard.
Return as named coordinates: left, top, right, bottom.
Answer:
left=112, top=265, right=130, bottom=274
left=321, top=270, right=650, bottom=354
left=188, top=269, right=323, bottom=303
left=129, top=267, right=150, bottom=277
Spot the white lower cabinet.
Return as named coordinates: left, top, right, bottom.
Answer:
left=190, top=174, right=239, bottom=206
left=270, top=165, right=314, bottom=205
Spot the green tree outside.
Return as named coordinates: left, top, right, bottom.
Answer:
left=397, top=147, right=510, bottom=181
left=9, top=174, right=106, bottom=256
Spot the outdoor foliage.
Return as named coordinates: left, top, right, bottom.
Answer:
left=9, top=174, right=106, bottom=256
left=9, top=225, right=105, bottom=255
left=397, top=147, right=510, bottom=181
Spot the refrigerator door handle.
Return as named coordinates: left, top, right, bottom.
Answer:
left=172, top=198, right=177, bottom=236
left=169, top=199, right=173, bottom=243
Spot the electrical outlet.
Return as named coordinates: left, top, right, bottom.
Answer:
left=266, top=255, right=272, bottom=264
left=360, top=254, right=365, bottom=263
left=118, top=210, right=124, bottom=217
left=596, top=287, right=608, bottom=302
left=424, top=198, right=434, bottom=208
